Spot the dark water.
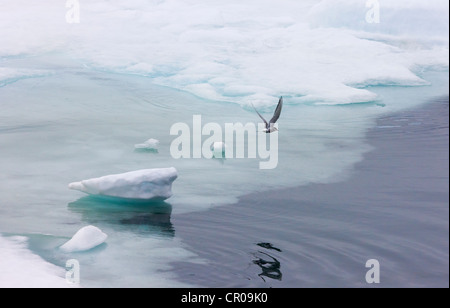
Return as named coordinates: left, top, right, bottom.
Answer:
left=170, top=97, right=449, bottom=288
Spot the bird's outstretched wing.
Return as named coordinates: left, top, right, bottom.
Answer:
left=251, top=103, right=268, bottom=126
left=269, top=96, right=283, bottom=124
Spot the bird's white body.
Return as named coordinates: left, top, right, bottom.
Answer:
left=252, top=97, right=283, bottom=134
left=263, top=126, right=278, bottom=133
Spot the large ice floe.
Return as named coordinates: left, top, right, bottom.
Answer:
left=68, top=167, right=177, bottom=200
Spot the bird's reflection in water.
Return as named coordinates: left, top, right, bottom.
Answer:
left=257, top=242, right=282, bottom=252
left=68, top=195, right=174, bottom=237
left=252, top=242, right=282, bottom=282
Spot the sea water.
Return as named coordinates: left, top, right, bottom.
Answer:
left=0, top=0, right=448, bottom=287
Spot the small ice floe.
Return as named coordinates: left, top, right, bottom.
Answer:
left=134, top=138, right=159, bottom=152
left=68, top=167, right=178, bottom=200
left=60, top=225, right=107, bottom=253
left=210, top=141, right=226, bottom=158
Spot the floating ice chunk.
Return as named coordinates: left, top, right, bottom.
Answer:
left=134, top=138, right=159, bottom=150
left=210, top=141, right=226, bottom=158
left=60, top=226, right=107, bottom=253
left=68, top=167, right=177, bottom=200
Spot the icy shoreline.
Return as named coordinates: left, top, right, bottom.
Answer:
left=0, top=235, right=70, bottom=288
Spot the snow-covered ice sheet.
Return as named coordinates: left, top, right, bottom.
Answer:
left=0, top=235, right=71, bottom=288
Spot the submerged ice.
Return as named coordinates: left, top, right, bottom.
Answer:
left=68, top=168, right=178, bottom=200
left=1, top=0, right=448, bottom=216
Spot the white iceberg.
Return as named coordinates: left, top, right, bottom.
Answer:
left=134, top=138, right=159, bottom=150
left=60, top=225, right=107, bottom=253
left=68, top=167, right=177, bottom=200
